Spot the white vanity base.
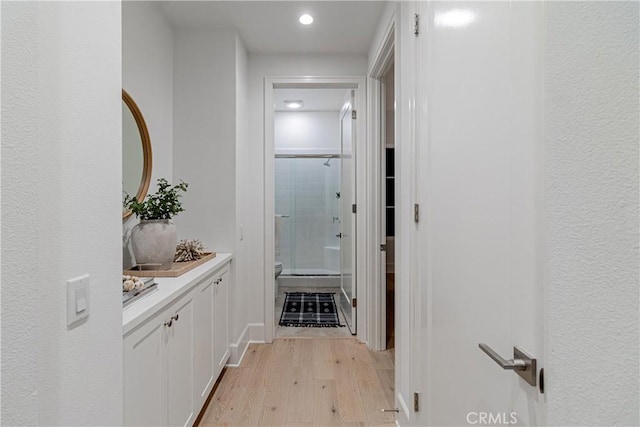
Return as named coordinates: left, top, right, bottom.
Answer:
left=123, top=253, right=233, bottom=426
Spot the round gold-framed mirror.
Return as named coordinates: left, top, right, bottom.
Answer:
left=122, top=89, right=153, bottom=220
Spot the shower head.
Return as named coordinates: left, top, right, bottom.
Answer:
left=323, top=158, right=331, bottom=167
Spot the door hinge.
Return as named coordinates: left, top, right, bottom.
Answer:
left=352, top=203, right=357, bottom=214
left=414, top=203, right=420, bottom=223
left=352, top=110, right=357, bottom=120
left=414, top=392, right=419, bottom=412
left=380, top=244, right=387, bottom=252
left=352, top=298, right=357, bottom=308
left=413, top=13, right=420, bottom=36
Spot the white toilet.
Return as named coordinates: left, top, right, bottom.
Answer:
left=275, top=261, right=283, bottom=279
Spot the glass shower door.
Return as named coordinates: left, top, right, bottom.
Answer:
left=274, top=156, right=341, bottom=276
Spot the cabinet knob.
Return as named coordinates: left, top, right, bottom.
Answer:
left=172, top=313, right=179, bottom=322
left=164, top=319, right=173, bottom=328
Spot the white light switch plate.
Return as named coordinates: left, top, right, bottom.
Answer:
left=67, top=274, right=90, bottom=326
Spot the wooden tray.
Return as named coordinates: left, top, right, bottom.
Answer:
left=123, top=252, right=217, bottom=278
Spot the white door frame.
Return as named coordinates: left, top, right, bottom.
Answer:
left=367, top=9, right=396, bottom=352
left=263, top=76, right=368, bottom=344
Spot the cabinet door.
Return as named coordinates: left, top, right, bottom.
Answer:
left=124, top=315, right=166, bottom=426
left=213, top=268, right=230, bottom=376
left=193, top=275, right=215, bottom=410
left=166, top=294, right=195, bottom=427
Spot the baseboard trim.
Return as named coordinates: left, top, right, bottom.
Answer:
left=226, top=323, right=265, bottom=367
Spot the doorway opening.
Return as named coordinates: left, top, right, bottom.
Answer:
left=264, top=78, right=367, bottom=343
left=368, top=13, right=396, bottom=352
left=272, top=88, right=351, bottom=338
left=382, top=64, right=395, bottom=349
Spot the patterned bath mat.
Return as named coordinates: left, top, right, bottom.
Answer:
left=279, top=292, right=344, bottom=327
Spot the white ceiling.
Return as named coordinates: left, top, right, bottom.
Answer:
left=274, top=88, right=346, bottom=111
left=158, top=1, right=386, bottom=54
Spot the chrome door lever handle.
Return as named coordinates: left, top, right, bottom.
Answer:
left=478, top=343, right=537, bottom=387
left=478, top=343, right=525, bottom=370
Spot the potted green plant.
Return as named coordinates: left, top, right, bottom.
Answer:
left=124, top=178, right=188, bottom=269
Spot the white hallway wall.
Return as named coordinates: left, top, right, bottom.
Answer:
left=172, top=27, right=250, bottom=359
left=545, top=2, right=639, bottom=424
left=173, top=28, right=237, bottom=252
left=240, top=54, right=367, bottom=337
left=234, top=35, right=251, bottom=359
left=122, top=1, right=174, bottom=269
left=275, top=111, right=340, bottom=154
left=1, top=2, right=123, bottom=424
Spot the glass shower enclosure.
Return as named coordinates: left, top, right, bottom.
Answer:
left=274, top=155, right=341, bottom=277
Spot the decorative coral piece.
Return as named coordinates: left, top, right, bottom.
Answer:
left=174, top=239, right=206, bottom=262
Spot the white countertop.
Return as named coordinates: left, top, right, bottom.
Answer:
left=122, top=253, right=233, bottom=335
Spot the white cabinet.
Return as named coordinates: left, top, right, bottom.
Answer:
left=193, top=276, right=215, bottom=409
left=213, top=267, right=230, bottom=377
left=124, top=292, right=194, bottom=426
left=123, top=256, right=232, bottom=427
left=166, top=295, right=195, bottom=427
left=193, top=265, right=230, bottom=412
left=123, top=309, right=166, bottom=426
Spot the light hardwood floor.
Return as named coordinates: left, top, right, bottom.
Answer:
left=198, top=338, right=396, bottom=426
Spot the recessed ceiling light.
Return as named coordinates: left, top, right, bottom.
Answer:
left=285, top=100, right=303, bottom=109
left=299, top=14, right=314, bottom=25
left=434, top=9, right=476, bottom=28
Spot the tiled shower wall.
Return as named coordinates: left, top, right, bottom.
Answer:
left=275, top=158, right=340, bottom=273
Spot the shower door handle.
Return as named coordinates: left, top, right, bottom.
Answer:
left=336, top=233, right=342, bottom=239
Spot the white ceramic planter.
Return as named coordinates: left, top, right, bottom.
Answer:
left=131, top=219, right=177, bottom=269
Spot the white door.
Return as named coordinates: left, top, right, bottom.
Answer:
left=413, top=2, right=546, bottom=425
left=193, top=276, right=215, bottom=408
left=213, top=268, right=230, bottom=375
left=339, top=90, right=357, bottom=333
left=123, top=315, right=166, bottom=426
left=166, top=294, right=195, bottom=427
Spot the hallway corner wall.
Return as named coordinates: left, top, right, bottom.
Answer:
left=172, top=27, right=252, bottom=361
left=173, top=28, right=237, bottom=253
left=233, top=33, right=251, bottom=355
left=544, top=2, right=639, bottom=425
left=1, top=2, right=123, bottom=424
